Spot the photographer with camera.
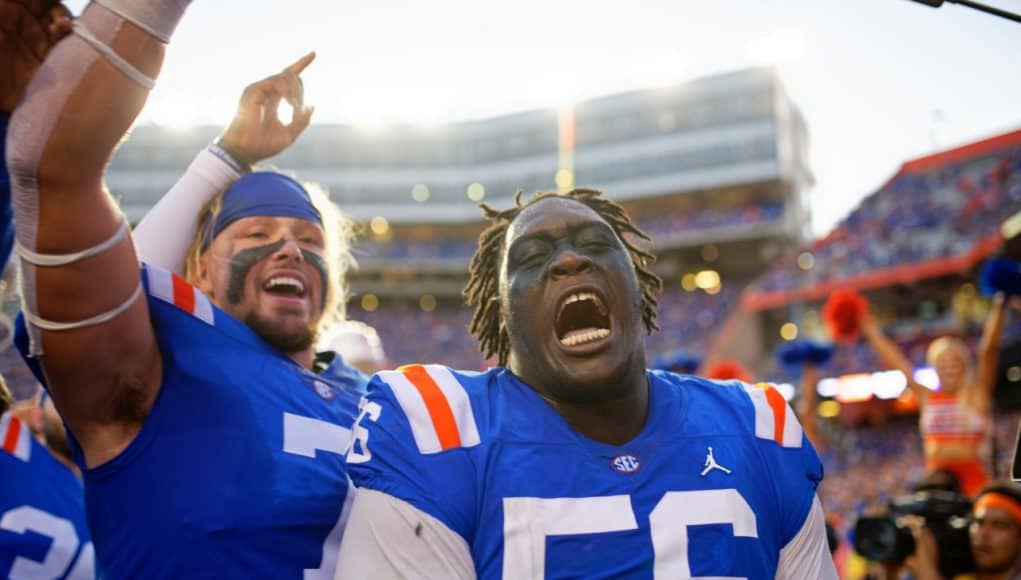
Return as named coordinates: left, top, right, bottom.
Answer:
left=855, top=475, right=975, bottom=579
left=899, top=482, right=1021, bottom=580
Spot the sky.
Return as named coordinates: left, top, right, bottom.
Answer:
left=66, top=0, right=1021, bottom=237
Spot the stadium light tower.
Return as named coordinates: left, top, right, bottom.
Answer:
left=906, top=0, right=1021, bottom=24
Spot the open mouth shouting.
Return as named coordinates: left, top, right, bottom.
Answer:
left=263, top=275, right=307, bottom=303
left=555, top=290, right=612, bottom=349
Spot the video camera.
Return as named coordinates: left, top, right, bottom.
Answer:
left=853, top=490, right=974, bottom=577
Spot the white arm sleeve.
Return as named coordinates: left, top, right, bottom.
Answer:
left=131, top=148, right=240, bottom=274
left=335, top=488, right=475, bottom=580
left=776, top=495, right=838, bottom=580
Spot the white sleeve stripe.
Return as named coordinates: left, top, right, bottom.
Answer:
left=423, top=365, right=481, bottom=448
left=746, top=388, right=777, bottom=443
left=744, top=383, right=803, bottom=448
left=147, top=265, right=174, bottom=304
left=192, top=289, right=214, bottom=324
left=378, top=370, right=443, bottom=454
left=13, top=422, right=30, bottom=461
left=776, top=496, right=838, bottom=580
left=782, top=405, right=804, bottom=447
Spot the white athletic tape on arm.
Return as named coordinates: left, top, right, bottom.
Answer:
left=72, top=22, right=155, bottom=90
left=7, top=0, right=184, bottom=356
left=20, top=282, right=143, bottom=332
left=16, top=219, right=128, bottom=267
left=7, top=8, right=115, bottom=356
left=96, top=0, right=191, bottom=43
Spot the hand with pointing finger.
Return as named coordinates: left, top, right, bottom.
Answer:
left=219, top=51, right=316, bottom=166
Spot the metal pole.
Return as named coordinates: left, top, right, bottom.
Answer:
left=907, top=0, right=1021, bottom=24
left=953, top=0, right=1021, bottom=24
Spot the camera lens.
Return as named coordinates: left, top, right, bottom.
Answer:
left=853, top=516, right=915, bottom=564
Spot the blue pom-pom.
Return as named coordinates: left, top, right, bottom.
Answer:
left=777, top=340, right=834, bottom=374
left=979, top=258, right=1021, bottom=297
left=653, top=349, right=702, bottom=374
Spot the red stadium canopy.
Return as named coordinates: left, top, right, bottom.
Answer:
left=899, top=129, right=1021, bottom=176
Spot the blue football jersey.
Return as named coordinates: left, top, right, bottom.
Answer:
left=0, top=412, right=94, bottom=579
left=16, top=264, right=366, bottom=579
left=346, top=365, right=824, bottom=579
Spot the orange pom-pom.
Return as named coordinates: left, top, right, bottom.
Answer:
left=822, top=290, right=868, bottom=343
left=703, top=360, right=753, bottom=383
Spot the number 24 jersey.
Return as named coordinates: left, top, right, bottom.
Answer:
left=346, top=365, right=828, bottom=579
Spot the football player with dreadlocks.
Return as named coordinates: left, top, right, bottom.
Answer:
left=337, top=189, right=836, bottom=578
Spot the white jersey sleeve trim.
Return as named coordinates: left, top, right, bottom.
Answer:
left=379, top=369, right=442, bottom=454
left=776, top=495, right=837, bottom=580
left=744, top=383, right=803, bottom=448
left=378, top=365, right=480, bottom=455
left=144, top=265, right=215, bottom=325
left=0, top=412, right=32, bottom=462
left=132, top=147, right=241, bottom=275
left=424, top=365, right=481, bottom=448
left=334, top=488, right=475, bottom=580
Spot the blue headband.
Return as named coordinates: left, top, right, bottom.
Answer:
left=201, top=172, right=323, bottom=251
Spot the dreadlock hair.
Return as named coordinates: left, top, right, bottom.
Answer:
left=464, top=188, right=662, bottom=366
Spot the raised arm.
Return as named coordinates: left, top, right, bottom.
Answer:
left=973, top=292, right=1007, bottom=406
left=860, top=310, right=929, bottom=402
left=132, top=52, right=315, bottom=274
left=5, top=0, right=188, bottom=467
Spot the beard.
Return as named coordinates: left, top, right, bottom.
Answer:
left=244, top=311, right=316, bottom=354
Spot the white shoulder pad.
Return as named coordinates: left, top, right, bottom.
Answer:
left=377, top=364, right=481, bottom=455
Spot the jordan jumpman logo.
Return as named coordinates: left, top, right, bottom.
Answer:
left=700, top=446, right=732, bottom=476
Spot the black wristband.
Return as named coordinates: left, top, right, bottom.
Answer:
left=208, top=138, right=253, bottom=174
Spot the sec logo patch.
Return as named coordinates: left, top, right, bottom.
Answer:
left=312, top=380, right=335, bottom=400
left=611, top=454, right=641, bottom=474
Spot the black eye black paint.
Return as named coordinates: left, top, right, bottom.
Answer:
left=300, top=250, right=329, bottom=310
left=226, top=239, right=329, bottom=309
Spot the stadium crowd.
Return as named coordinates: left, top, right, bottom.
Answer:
left=350, top=301, right=486, bottom=369
left=350, top=283, right=740, bottom=371
left=631, top=198, right=784, bottom=242
left=357, top=237, right=476, bottom=266
left=355, top=198, right=784, bottom=266
left=758, top=147, right=1021, bottom=293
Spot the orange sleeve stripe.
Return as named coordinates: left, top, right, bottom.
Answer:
left=171, top=274, right=196, bottom=314
left=402, top=364, right=462, bottom=450
left=764, top=386, right=787, bottom=445
left=2, top=415, right=21, bottom=455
